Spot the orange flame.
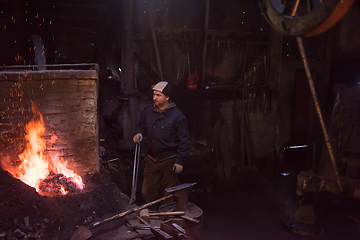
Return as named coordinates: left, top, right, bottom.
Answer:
left=60, top=186, right=68, bottom=195
left=1, top=108, right=84, bottom=196
left=17, top=114, right=48, bottom=191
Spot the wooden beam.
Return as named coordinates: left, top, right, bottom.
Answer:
left=121, top=0, right=134, bottom=94
left=146, top=0, right=163, bottom=81
left=29, top=1, right=109, bottom=9
left=153, top=26, right=256, bottom=37
left=201, top=0, right=210, bottom=89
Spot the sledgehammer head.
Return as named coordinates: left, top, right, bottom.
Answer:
left=165, top=183, right=196, bottom=211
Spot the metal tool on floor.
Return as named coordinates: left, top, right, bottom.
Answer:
left=70, top=195, right=173, bottom=240
left=129, top=143, right=141, bottom=205
left=161, top=220, right=193, bottom=239
left=126, top=224, right=160, bottom=231
left=70, top=183, right=196, bottom=240
left=137, top=216, right=174, bottom=240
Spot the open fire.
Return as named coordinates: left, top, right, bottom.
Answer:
left=0, top=106, right=84, bottom=196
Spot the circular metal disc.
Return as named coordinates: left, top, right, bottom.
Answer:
left=259, top=0, right=356, bottom=37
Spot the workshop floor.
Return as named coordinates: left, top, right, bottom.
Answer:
left=190, top=172, right=360, bottom=240
left=2, top=165, right=359, bottom=240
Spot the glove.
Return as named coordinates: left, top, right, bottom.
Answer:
left=133, top=133, right=143, bottom=144
left=172, top=163, right=183, bottom=174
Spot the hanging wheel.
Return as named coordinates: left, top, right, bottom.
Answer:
left=259, top=0, right=356, bottom=37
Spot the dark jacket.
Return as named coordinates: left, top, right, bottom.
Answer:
left=135, top=103, right=190, bottom=165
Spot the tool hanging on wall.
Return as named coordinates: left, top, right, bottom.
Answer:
left=177, top=40, right=185, bottom=80
left=247, top=92, right=252, bottom=113
left=149, top=40, right=153, bottom=75
left=253, top=64, right=258, bottom=86
left=185, top=35, right=193, bottom=89
left=263, top=90, right=267, bottom=114
left=210, top=33, right=215, bottom=76
left=217, top=40, right=220, bottom=65
left=185, top=33, right=198, bottom=90
left=187, top=66, right=198, bottom=90
left=263, top=54, right=268, bottom=79
left=242, top=53, right=270, bottom=88
left=227, top=40, right=231, bottom=56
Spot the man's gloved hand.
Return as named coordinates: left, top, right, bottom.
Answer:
left=133, top=133, right=143, bottom=144
left=172, top=163, right=183, bottom=174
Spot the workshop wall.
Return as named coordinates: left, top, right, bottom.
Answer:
left=128, top=0, right=282, bottom=185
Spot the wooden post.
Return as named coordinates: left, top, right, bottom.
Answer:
left=120, top=1, right=137, bottom=138
left=296, top=36, right=343, bottom=193
left=201, top=0, right=210, bottom=88
left=146, top=0, right=163, bottom=81
left=121, top=0, right=134, bottom=94
left=240, top=43, right=250, bottom=168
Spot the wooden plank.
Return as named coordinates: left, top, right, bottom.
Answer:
left=0, top=70, right=98, bottom=81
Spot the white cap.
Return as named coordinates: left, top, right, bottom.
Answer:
left=153, top=81, right=171, bottom=96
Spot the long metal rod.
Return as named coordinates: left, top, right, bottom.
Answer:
left=296, top=37, right=343, bottom=192
left=291, top=0, right=301, bottom=16
left=129, top=144, right=140, bottom=204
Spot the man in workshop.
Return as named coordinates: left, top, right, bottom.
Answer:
left=133, top=81, right=190, bottom=207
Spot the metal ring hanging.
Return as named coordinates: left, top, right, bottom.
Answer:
left=258, top=0, right=356, bottom=37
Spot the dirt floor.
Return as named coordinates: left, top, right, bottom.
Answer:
left=0, top=169, right=131, bottom=240
left=190, top=172, right=360, bottom=240
left=1, top=167, right=360, bottom=240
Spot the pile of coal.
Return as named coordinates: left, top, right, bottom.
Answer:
left=38, top=172, right=82, bottom=195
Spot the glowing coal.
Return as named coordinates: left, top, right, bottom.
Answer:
left=0, top=105, right=84, bottom=196
left=38, top=172, right=83, bottom=196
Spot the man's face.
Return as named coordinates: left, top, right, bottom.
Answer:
left=153, top=90, right=169, bottom=107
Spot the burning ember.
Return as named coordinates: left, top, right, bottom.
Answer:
left=0, top=106, right=84, bottom=196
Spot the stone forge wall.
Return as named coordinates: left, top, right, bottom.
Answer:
left=0, top=69, right=99, bottom=176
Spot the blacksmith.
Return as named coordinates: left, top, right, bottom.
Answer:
left=133, top=81, right=190, bottom=206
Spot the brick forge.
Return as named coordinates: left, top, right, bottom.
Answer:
left=0, top=64, right=99, bottom=177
